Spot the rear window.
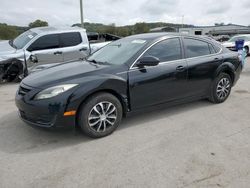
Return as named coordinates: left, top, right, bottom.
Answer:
left=184, top=38, right=211, bottom=58
left=213, top=43, right=222, bottom=53
left=209, top=44, right=216, bottom=54
left=60, top=32, right=82, bottom=47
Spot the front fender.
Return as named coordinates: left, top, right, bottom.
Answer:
left=66, top=74, right=129, bottom=113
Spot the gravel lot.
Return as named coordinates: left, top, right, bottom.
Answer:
left=0, top=59, right=250, bottom=188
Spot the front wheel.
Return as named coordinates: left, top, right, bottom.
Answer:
left=209, top=73, right=232, bottom=104
left=2, top=63, right=22, bottom=83
left=78, top=92, right=123, bottom=138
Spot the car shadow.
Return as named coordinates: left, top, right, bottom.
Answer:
left=0, top=100, right=213, bottom=154
left=119, top=99, right=214, bottom=130
left=0, top=111, right=92, bottom=154
left=0, top=82, right=19, bottom=87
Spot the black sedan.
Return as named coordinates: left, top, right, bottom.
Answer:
left=15, top=33, right=242, bottom=138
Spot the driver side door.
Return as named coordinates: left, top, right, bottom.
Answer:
left=26, top=34, right=64, bottom=70
left=128, top=38, right=188, bottom=110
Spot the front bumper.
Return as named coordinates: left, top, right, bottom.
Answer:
left=15, top=83, right=76, bottom=129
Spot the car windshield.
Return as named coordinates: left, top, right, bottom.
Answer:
left=228, top=36, right=249, bottom=42
left=12, top=30, right=37, bottom=49
left=87, top=38, right=148, bottom=65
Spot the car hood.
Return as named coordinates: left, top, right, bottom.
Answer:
left=222, top=41, right=235, bottom=47
left=0, top=40, right=17, bottom=55
left=90, top=42, right=111, bottom=53
left=22, top=61, right=110, bottom=88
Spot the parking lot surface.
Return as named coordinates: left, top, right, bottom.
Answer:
left=0, top=59, right=250, bottom=188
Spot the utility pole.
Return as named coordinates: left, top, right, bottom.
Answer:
left=80, top=0, right=84, bottom=28
left=182, top=15, right=184, bottom=28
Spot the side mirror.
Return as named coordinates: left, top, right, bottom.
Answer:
left=30, top=55, right=38, bottom=63
left=137, top=56, right=160, bottom=67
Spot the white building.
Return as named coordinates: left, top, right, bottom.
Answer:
left=179, top=24, right=250, bottom=36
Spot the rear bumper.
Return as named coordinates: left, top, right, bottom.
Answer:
left=233, top=62, right=242, bottom=86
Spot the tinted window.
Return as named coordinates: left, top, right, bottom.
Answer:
left=60, top=32, right=82, bottom=47
left=184, top=38, right=210, bottom=58
left=209, top=44, right=216, bottom=54
left=143, top=38, right=182, bottom=62
left=213, top=44, right=221, bottom=53
left=28, top=34, right=60, bottom=51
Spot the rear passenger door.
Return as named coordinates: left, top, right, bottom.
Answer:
left=60, top=32, right=90, bottom=62
left=183, top=37, right=223, bottom=97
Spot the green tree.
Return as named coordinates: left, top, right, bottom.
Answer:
left=0, top=23, right=19, bottom=40
left=116, top=27, right=130, bottom=37
left=133, top=22, right=150, bottom=34
left=29, top=19, right=48, bottom=28
left=104, top=23, right=116, bottom=35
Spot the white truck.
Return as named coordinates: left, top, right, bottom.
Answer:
left=0, top=26, right=116, bottom=82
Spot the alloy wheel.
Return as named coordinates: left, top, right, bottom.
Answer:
left=88, top=101, right=117, bottom=133
left=216, top=77, right=231, bottom=100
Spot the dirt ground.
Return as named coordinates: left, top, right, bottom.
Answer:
left=0, top=58, right=250, bottom=188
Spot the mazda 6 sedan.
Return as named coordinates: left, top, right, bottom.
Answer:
left=15, top=33, right=242, bottom=138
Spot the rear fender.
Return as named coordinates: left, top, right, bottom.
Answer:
left=213, top=62, right=236, bottom=83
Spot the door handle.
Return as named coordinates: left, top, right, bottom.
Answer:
left=54, top=51, right=63, bottom=55
left=79, top=47, right=88, bottom=51
left=176, top=66, right=185, bottom=72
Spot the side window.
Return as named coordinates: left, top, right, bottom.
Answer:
left=184, top=38, right=211, bottom=58
left=209, top=44, right=216, bottom=54
left=28, top=34, right=60, bottom=51
left=143, top=38, right=182, bottom=62
left=213, top=44, right=222, bottom=53
left=60, top=32, right=82, bottom=47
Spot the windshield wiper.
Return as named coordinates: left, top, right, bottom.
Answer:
left=87, top=59, right=98, bottom=64
left=110, top=44, right=122, bottom=48
left=86, top=59, right=110, bottom=65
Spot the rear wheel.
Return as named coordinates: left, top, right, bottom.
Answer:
left=78, top=92, right=123, bottom=138
left=209, top=73, right=232, bottom=104
left=244, top=46, right=249, bottom=56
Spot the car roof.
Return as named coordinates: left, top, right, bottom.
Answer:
left=30, top=26, right=86, bottom=35
left=125, top=32, right=216, bottom=42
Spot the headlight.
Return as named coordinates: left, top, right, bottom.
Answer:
left=35, top=84, right=78, bottom=100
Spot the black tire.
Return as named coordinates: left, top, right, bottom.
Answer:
left=209, top=73, right=232, bottom=104
left=244, top=46, right=249, bottom=56
left=78, top=92, right=123, bottom=138
left=4, top=64, right=22, bottom=83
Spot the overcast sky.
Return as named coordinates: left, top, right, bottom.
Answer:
left=1, top=0, right=250, bottom=27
